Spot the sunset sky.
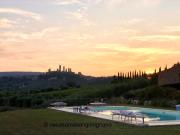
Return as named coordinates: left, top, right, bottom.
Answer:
left=0, top=0, right=180, bottom=76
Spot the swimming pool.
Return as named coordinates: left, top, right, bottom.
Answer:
left=91, top=106, right=180, bottom=121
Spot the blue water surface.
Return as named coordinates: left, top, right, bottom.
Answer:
left=91, top=106, right=180, bottom=121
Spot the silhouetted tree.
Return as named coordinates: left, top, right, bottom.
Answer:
left=159, top=67, right=162, bottom=73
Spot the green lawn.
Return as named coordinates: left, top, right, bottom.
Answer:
left=0, top=109, right=180, bottom=135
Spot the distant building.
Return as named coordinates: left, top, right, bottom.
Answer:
left=78, top=72, right=82, bottom=75
left=63, top=66, right=65, bottom=72
left=48, top=68, right=51, bottom=72
left=158, top=63, right=180, bottom=87
left=59, top=65, right=61, bottom=72
left=46, top=64, right=76, bottom=75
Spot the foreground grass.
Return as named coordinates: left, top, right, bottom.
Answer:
left=0, top=109, right=180, bottom=135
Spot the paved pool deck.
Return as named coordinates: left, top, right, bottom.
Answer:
left=49, top=107, right=180, bottom=127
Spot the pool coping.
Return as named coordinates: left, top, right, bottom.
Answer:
left=49, top=106, right=180, bottom=127
left=49, top=107, right=147, bottom=127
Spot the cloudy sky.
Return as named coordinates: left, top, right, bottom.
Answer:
left=0, top=0, right=180, bottom=76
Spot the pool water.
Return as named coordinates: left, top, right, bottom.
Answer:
left=91, top=106, right=180, bottom=121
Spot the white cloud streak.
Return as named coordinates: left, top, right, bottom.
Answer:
left=0, top=18, right=15, bottom=28
left=0, top=8, right=42, bottom=21
left=53, top=0, right=82, bottom=5
left=161, top=26, right=180, bottom=33
left=132, top=35, right=180, bottom=42
left=65, top=9, right=94, bottom=26
left=142, top=0, right=162, bottom=6
left=96, top=43, right=180, bottom=55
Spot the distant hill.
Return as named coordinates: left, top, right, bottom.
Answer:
left=0, top=72, right=43, bottom=77
left=0, top=71, right=113, bottom=90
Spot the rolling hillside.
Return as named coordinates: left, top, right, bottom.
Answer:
left=0, top=72, right=42, bottom=77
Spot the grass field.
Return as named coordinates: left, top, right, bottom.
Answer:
left=0, top=109, right=180, bottom=135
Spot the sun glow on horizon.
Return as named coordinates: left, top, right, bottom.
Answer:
left=0, top=0, right=180, bottom=76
